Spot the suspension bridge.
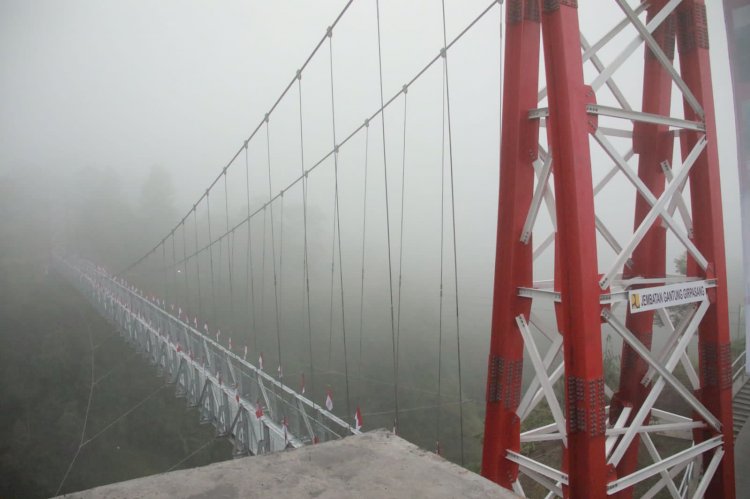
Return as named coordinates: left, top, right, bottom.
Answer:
left=51, top=0, right=750, bottom=497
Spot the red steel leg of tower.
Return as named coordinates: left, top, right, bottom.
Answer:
left=677, top=2, right=736, bottom=496
left=540, top=2, right=607, bottom=497
left=610, top=3, right=675, bottom=494
left=481, top=0, right=540, bottom=487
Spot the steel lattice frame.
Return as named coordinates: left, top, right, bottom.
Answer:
left=482, top=1, right=735, bottom=497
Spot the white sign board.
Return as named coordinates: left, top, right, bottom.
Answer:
left=628, top=281, right=707, bottom=314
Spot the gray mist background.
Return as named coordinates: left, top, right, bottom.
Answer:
left=0, top=0, right=745, bottom=478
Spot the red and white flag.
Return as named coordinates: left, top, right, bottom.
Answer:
left=235, top=389, right=240, bottom=403
left=325, top=388, right=333, bottom=411
left=300, top=373, right=306, bottom=394
left=176, top=343, right=182, bottom=353
left=354, top=407, right=363, bottom=431
left=258, top=353, right=264, bottom=370
left=255, top=401, right=264, bottom=419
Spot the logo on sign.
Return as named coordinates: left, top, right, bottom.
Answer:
left=630, top=293, right=641, bottom=310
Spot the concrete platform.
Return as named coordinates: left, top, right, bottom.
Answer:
left=735, top=418, right=750, bottom=498
left=60, top=430, right=517, bottom=499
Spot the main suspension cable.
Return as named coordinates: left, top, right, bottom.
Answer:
left=117, top=0, right=357, bottom=278
left=141, top=0, right=499, bottom=282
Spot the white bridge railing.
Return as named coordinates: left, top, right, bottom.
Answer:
left=733, top=350, right=747, bottom=397
left=54, top=254, right=360, bottom=458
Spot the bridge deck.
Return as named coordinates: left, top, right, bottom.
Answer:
left=60, top=430, right=516, bottom=499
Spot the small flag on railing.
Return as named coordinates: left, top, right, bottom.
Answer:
left=354, top=406, right=363, bottom=431
left=300, top=373, right=306, bottom=394
left=193, top=317, right=198, bottom=328
left=216, top=329, right=221, bottom=343
left=258, top=353, right=264, bottom=370
left=277, top=365, right=283, bottom=379
left=228, top=337, right=232, bottom=351
left=255, top=401, right=263, bottom=419
left=235, top=389, right=240, bottom=403
left=204, top=323, right=209, bottom=334
left=176, top=343, right=182, bottom=353
left=325, top=388, right=333, bottom=411
left=178, top=307, right=182, bottom=317
left=243, top=345, right=248, bottom=360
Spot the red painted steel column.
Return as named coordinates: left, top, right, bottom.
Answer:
left=541, top=1, right=607, bottom=496
left=481, top=0, right=540, bottom=487
left=677, top=2, right=736, bottom=496
left=609, top=2, right=675, bottom=494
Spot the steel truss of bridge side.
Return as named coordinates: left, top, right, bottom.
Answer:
left=54, top=254, right=360, bottom=458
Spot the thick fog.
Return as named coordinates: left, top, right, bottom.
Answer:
left=0, top=0, right=746, bottom=496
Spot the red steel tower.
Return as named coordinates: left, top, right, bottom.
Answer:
left=482, top=1, right=735, bottom=497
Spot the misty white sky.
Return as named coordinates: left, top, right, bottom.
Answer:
left=0, top=0, right=744, bottom=314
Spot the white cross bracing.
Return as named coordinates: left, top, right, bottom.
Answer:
left=55, top=255, right=360, bottom=460
left=509, top=1, right=727, bottom=496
